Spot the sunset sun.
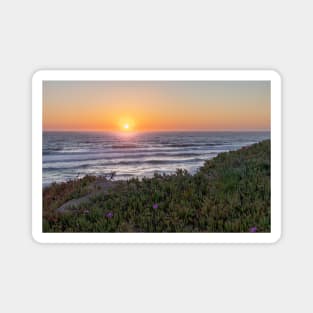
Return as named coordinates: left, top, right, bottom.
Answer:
left=118, top=117, right=135, bottom=131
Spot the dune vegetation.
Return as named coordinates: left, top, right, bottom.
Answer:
left=43, top=140, right=271, bottom=233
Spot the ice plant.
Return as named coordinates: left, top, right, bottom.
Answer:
left=249, top=226, right=257, bottom=233
left=106, top=212, right=113, bottom=218
left=152, top=203, right=158, bottom=209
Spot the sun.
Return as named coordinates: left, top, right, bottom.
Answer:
left=118, top=117, right=135, bottom=131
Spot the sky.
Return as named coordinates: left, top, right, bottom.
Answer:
left=43, top=81, right=270, bottom=132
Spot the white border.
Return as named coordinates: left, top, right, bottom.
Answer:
left=32, top=70, right=282, bottom=244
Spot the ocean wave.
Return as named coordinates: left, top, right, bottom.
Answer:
left=111, top=144, right=140, bottom=149
left=43, top=151, right=217, bottom=164
left=43, top=157, right=205, bottom=172
left=44, top=143, right=229, bottom=155
left=166, top=142, right=225, bottom=147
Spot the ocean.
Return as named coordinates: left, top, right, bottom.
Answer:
left=43, top=131, right=270, bottom=186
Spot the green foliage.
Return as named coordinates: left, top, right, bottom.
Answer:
left=43, top=140, right=271, bottom=233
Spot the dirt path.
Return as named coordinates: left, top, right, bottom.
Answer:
left=56, top=178, right=125, bottom=212
left=57, top=194, right=94, bottom=212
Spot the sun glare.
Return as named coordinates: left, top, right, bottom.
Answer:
left=118, top=117, right=135, bottom=131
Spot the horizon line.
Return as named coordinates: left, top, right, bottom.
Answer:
left=43, top=128, right=270, bottom=133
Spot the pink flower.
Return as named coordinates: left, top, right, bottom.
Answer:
left=105, top=212, right=113, bottom=218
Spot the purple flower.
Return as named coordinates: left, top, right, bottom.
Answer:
left=105, top=212, right=113, bottom=218
left=249, top=226, right=257, bottom=233
left=152, top=203, right=158, bottom=209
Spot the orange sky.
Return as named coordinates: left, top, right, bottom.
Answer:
left=43, top=81, right=270, bottom=131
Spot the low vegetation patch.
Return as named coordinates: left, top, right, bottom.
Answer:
left=43, top=140, right=271, bottom=233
